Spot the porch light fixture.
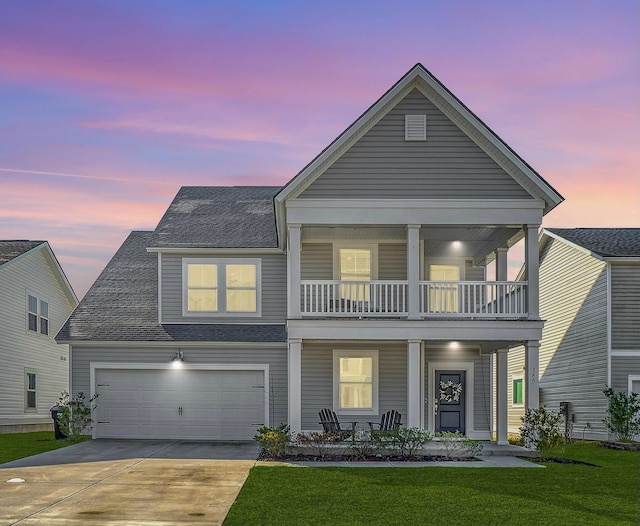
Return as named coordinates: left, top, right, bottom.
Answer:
left=451, top=241, right=462, bottom=250
left=171, top=351, right=184, bottom=368
left=448, top=341, right=460, bottom=350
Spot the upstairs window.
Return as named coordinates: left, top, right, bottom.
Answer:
left=183, top=259, right=260, bottom=316
left=27, top=295, right=49, bottom=335
left=428, top=264, right=461, bottom=313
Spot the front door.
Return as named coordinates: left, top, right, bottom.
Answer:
left=435, top=370, right=465, bottom=434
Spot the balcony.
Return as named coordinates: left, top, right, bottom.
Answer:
left=300, top=280, right=528, bottom=319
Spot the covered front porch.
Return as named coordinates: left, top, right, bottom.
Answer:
left=287, top=333, right=541, bottom=446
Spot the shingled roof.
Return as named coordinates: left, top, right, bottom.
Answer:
left=148, top=186, right=280, bottom=249
left=546, top=228, right=640, bottom=258
left=0, top=240, right=45, bottom=266
left=56, top=230, right=286, bottom=343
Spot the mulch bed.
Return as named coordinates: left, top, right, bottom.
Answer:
left=599, top=441, right=640, bottom=451
left=523, top=456, right=599, bottom=467
left=258, top=451, right=478, bottom=462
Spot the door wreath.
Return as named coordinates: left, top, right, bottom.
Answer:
left=439, top=380, right=463, bottom=402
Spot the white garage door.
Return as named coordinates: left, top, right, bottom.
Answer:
left=94, top=368, right=266, bottom=440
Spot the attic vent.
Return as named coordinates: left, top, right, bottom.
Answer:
left=405, top=114, right=426, bottom=141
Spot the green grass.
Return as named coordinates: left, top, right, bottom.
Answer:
left=225, top=442, right=639, bottom=526
left=0, top=431, right=87, bottom=465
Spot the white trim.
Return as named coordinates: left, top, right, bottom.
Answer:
left=56, top=340, right=286, bottom=349
left=333, top=349, right=379, bottom=416
left=147, top=247, right=282, bottom=255
left=157, top=253, right=162, bottom=324
left=607, top=262, right=612, bottom=386
left=427, top=361, right=474, bottom=435
left=90, top=362, right=270, bottom=440
left=24, top=368, right=37, bottom=412
left=612, top=350, right=640, bottom=357
left=332, top=242, right=379, bottom=280
left=511, top=374, right=524, bottom=407
left=420, top=341, right=425, bottom=429
left=628, top=375, right=640, bottom=394
left=182, top=257, right=262, bottom=317
left=288, top=339, right=302, bottom=432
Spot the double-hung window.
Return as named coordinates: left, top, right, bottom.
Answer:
left=27, top=295, right=49, bottom=335
left=183, top=258, right=260, bottom=316
left=333, top=350, right=378, bottom=414
left=334, top=244, right=377, bottom=305
left=25, top=371, right=37, bottom=410
left=428, top=264, right=461, bottom=313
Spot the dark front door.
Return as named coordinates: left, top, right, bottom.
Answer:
left=435, top=370, right=465, bottom=434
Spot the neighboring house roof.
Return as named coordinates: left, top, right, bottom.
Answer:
left=0, top=240, right=46, bottom=266
left=545, top=228, right=640, bottom=258
left=148, top=186, right=280, bottom=249
left=274, top=63, right=564, bottom=247
left=0, top=240, right=78, bottom=305
left=56, top=230, right=286, bottom=343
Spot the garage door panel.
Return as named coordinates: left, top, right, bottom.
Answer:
left=95, top=367, right=266, bottom=440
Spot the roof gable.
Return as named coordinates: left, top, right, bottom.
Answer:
left=0, top=240, right=45, bottom=266
left=276, top=63, right=562, bottom=210
left=544, top=228, right=640, bottom=259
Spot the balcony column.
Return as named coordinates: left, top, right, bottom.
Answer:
left=525, top=341, right=540, bottom=410
left=525, top=225, right=540, bottom=319
left=495, top=247, right=508, bottom=281
left=407, top=224, right=421, bottom=319
left=288, top=339, right=302, bottom=432
left=495, top=349, right=509, bottom=445
left=406, top=340, right=422, bottom=428
left=288, top=224, right=302, bottom=318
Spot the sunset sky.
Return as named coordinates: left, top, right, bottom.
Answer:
left=1, top=1, right=638, bottom=299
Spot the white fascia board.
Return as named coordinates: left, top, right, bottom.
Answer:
left=287, top=199, right=544, bottom=226
left=612, top=350, right=640, bottom=357
left=287, top=319, right=544, bottom=341
left=146, top=247, right=283, bottom=255
left=55, top=340, right=286, bottom=349
left=604, top=257, right=640, bottom=263
left=541, top=230, right=607, bottom=261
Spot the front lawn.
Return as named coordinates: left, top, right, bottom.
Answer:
left=225, top=442, right=638, bottom=525
left=0, top=431, right=85, bottom=465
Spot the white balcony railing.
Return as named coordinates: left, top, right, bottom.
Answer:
left=420, top=281, right=527, bottom=318
left=300, top=280, right=407, bottom=316
left=299, top=280, right=528, bottom=318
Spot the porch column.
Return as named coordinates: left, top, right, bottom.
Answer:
left=525, top=341, right=540, bottom=410
left=495, top=349, right=509, bottom=445
left=495, top=247, right=508, bottom=281
left=406, top=340, right=422, bottom=427
left=407, top=224, right=421, bottom=319
left=525, top=225, right=540, bottom=319
left=288, top=339, right=302, bottom=432
left=288, top=224, right=302, bottom=318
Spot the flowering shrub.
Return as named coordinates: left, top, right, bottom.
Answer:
left=436, top=431, right=483, bottom=459
left=520, top=406, right=562, bottom=453
left=55, top=391, right=98, bottom=442
left=377, top=427, right=434, bottom=458
left=603, top=387, right=640, bottom=442
left=255, top=424, right=290, bottom=458
left=295, top=431, right=339, bottom=457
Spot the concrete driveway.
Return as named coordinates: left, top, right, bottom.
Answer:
left=0, top=439, right=259, bottom=525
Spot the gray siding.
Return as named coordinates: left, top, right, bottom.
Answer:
left=507, top=347, right=526, bottom=433
left=512, top=237, right=609, bottom=440
left=465, top=261, right=485, bottom=282
left=71, top=346, right=288, bottom=427
left=611, top=356, right=640, bottom=393
left=160, top=254, right=287, bottom=323
left=299, top=89, right=533, bottom=200
left=424, top=347, right=492, bottom=433
left=379, top=243, right=407, bottom=279
left=300, top=243, right=332, bottom=280
left=611, top=263, right=640, bottom=349
left=0, top=248, right=76, bottom=427
left=300, top=341, right=407, bottom=430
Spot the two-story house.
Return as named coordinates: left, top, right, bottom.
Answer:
left=506, top=228, right=640, bottom=440
left=57, top=64, right=563, bottom=444
left=1, top=241, right=78, bottom=433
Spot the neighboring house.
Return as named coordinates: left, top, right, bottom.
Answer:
left=507, top=228, right=640, bottom=440
left=0, top=241, right=78, bottom=433
left=57, top=64, right=563, bottom=443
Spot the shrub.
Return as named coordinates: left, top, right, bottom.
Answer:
left=294, top=430, right=339, bottom=457
left=347, top=429, right=378, bottom=459
left=520, top=406, right=563, bottom=453
left=507, top=433, right=524, bottom=446
left=377, top=427, right=433, bottom=459
left=436, top=431, right=483, bottom=459
left=55, top=391, right=98, bottom=442
left=255, top=424, right=290, bottom=458
left=602, top=387, right=640, bottom=442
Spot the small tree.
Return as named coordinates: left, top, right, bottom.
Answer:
left=602, top=387, right=640, bottom=442
left=56, top=391, right=98, bottom=442
left=519, top=406, right=562, bottom=454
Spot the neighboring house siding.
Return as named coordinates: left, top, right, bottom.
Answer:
left=611, top=263, right=640, bottom=349
left=533, top=238, right=608, bottom=439
left=71, top=346, right=288, bottom=427
left=299, top=89, right=533, bottom=200
left=300, top=341, right=407, bottom=430
left=0, top=249, right=74, bottom=427
left=611, top=356, right=640, bottom=393
left=424, top=347, right=492, bottom=433
left=160, top=254, right=287, bottom=323
left=507, top=348, right=525, bottom=433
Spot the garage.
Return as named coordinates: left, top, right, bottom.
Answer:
left=93, top=366, right=267, bottom=440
